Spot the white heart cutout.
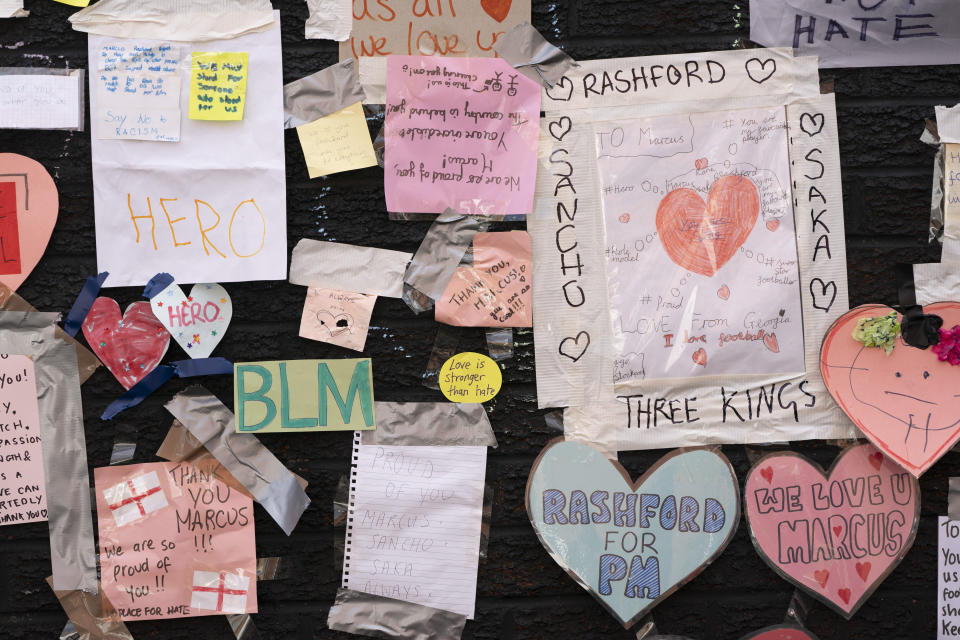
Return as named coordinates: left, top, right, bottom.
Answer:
left=151, top=283, right=232, bottom=359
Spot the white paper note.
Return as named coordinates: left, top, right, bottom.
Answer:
left=305, top=0, right=351, bottom=41
left=343, top=438, right=486, bottom=618
left=940, top=517, right=960, bottom=638
left=0, top=74, right=80, bottom=129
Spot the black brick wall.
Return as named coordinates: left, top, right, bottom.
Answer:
left=0, top=1, right=950, bottom=638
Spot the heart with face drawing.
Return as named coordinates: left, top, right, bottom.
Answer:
left=316, top=310, right=353, bottom=337
left=820, top=302, right=960, bottom=476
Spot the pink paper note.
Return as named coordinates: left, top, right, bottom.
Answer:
left=299, top=287, right=376, bottom=352
left=436, top=231, right=532, bottom=327
left=94, top=462, right=257, bottom=621
left=0, top=355, right=46, bottom=526
left=384, top=56, right=541, bottom=216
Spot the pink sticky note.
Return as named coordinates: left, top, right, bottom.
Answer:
left=95, top=462, right=257, bottom=621
left=384, top=56, right=541, bottom=216
left=299, top=287, right=376, bottom=352
left=0, top=355, right=46, bottom=526
left=436, top=231, right=532, bottom=327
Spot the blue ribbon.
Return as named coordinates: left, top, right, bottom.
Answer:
left=63, top=271, right=109, bottom=337
left=101, top=357, right=233, bottom=420
left=142, top=272, right=175, bottom=299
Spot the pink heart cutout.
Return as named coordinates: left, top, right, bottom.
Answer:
left=0, top=153, right=58, bottom=291
left=745, top=444, right=919, bottom=618
left=821, top=303, right=960, bottom=476
left=83, top=298, right=170, bottom=389
left=740, top=624, right=820, bottom=640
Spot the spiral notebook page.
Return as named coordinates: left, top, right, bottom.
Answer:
left=343, top=437, right=487, bottom=618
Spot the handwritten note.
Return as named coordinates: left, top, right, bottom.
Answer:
left=436, top=231, right=532, bottom=327
left=439, top=352, right=501, bottom=403
left=296, top=102, right=377, bottom=178
left=0, top=73, right=80, bottom=129
left=0, top=355, right=45, bottom=526
left=385, top=56, right=540, bottom=216
left=941, top=517, right=960, bottom=638
left=234, top=359, right=375, bottom=432
left=96, top=42, right=181, bottom=142
left=341, top=0, right=530, bottom=59
left=343, top=440, right=487, bottom=618
left=299, top=287, right=376, bottom=352
left=95, top=462, right=257, bottom=621
left=190, top=52, right=248, bottom=121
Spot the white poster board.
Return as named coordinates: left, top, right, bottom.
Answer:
left=88, top=13, right=286, bottom=287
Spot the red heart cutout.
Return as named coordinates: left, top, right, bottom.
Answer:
left=692, top=348, right=707, bottom=366
left=868, top=452, right=884, bottom=470
left=855, top=561, right=871, bottom=582
left=764, top=333, right=779, bottom=353
left=813, top=569, right=829, bottom=588
left=821, top=303, right=960, bottom=476
left=481, top=0, right=512, bottom=22
left=837, top=588, right=851, bottom=605
left=82, top=298, right=170, bottom=390
left=656, top=175, right=759, bottom=277
left=717, top=284, right=730, bottom=300
left=760, top=466, right=773, bottom=484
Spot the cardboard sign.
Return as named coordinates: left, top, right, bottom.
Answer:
left=296, top=102, right=378, bottom=178
left=436, top=231, right=532, bottom=327
left=234, top=359, right=375, bottom=432
left=0, top=355, right=46, bottom=526
left=189, top=52, right=248, bottom=121
left=385, top=56, right=541, bottom=216
left=526, top=440, right=739, bottom=627
left=940, top=517, right=960, bottom=639
left=95, top=462, right=257, bottom=621
left=741, top=625, right=820, bottom=640
left=151, top=282, right=232, bottom=359
left=82, top=298, right=171, bottom=390
left=0, top=153, right=58, bottom=291
left=340, top=0, right=530, bottom=60
left=821, top=303, right=960, bottom=477
left=744, top=444, right=920, bottom=618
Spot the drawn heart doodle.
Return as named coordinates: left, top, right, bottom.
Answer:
left=821, top=303, right=960, bottom=476
left=545, top=76, right=574, bottom=102
left=558, top=331, right=590, bottom=362
left=316, top=310, right=353, bottom=337
left=745, top=444, right=919, bottom=618
left=800, top=112, right=825, bottom=137
left=692, top=348, right=707, bottom=366
left=83, top=298, right=170, bottom=389
left=766, top=218, right=780, bottom=231
left=739, top=623, right=821, bottom=640
left=480, top=0, right=512, bottom=22
left=763, top=333, right=779, bottom=353
left=717, top=285, right=730, bottom=300
left=548, top=116, right=572, bottom=142
left=0, top=153, right=59, bottom=292
left=745, top=57, right=777, bottom=84
left=527, top=440, right=739, bottom=627
left=809, top=278, right=837, bottom=312
left=656, top=175, right=759, bottom=277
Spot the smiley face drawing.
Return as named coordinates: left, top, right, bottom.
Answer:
left=820, top=303, right=960, bottom=477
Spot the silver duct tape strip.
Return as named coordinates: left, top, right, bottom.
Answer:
left=283, top=59, right=366, bottom=129
left=493, top=23, right=577, bottom=88
left=165, top=386, right=311, bottom=536
left=485, top=328, right=514, bottom=361
left=362, top=402, right=498, bottom=447
left=289, top=238, right=411, bottom=298
left=403, top=211, right=487, bottom=302
left=949, top=477, right=960, bottom=521
left=421, top=325, right=461, bottom=390
left=47, top=577, right=133, bottom=640
left=108, top=441, right=136, bottom=465
left=0, top=312, right=98, bottom=592
left=327, top=588, right=467, bottom=640
left=0, top=68, right=86, bottom=131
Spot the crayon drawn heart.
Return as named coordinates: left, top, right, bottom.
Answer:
left=656, top=175, right=759, bottom=277
left=151, top=283, right=232, bottom=359
left=0, top=153, right=59, bottom=292
left=527, top=440, right=739, bottom=628
left=316, top=310, right=353, bottom=337
left=764, top=333, right=779, bottom=353
left=717, top=285, right=730, bottom=300
left=744, top=443, right=919, bottom=618
left=821, top=303, right=960, bottom=476
left=481, top=0, right=512, bottom=22
left=695, top=158, right=709, bottom=170
left=619, top=213, right=631, bottom=224
left=740, top=624, right=820, bottom=640
left=766, top=218, right=780, bottom=231
left=692, top=348, right=707, bottom=366
left=83, top=298, right=170, bottom=389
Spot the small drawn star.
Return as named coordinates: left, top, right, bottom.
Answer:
left=211, top=330, right=218, bottom=336
left=188, top=296, right=193, bottom=302
left=186, top=343, right=192, bottom=349
left=220, top=298, right=226, bottom=304
left=181, top=301, right=189, bottom=307
left=156, top=301, right=163, bottom=307
left=193, top=334, right=200, bottom=343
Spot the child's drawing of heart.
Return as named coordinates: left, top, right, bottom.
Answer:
left=83, top=298, right=170, bottom=389
left=766, top=219, right=780, bottom=232
left=481, top=0, right=512, bottom=22
left=764, top=333, right=779, bottom=353
left=717, top=285, right=730, bottom=300
left=656, top=175, right=759, bottom=277
left=317, top=310, right=353, bottom=337
left=692, top=348, right=707, bottom=366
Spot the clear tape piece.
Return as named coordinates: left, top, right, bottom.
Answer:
left=333, top=474, right=350, bottom=527
left=227, top=613, right=261, bottom=640
left=634, top=618, right=658, bottom=639
left=544, top=410, right=564, bottom=433
left=479, top=482, right=493, bottom=563
left=485, top=328, right=514, bottom=361
left=422, top=325, right=461, bottom=390
left=46, top=577, right=132, bottom=640
left=784, top=587, right=814, bottom=626
left=256, top=557, right=282, bottom=582
left=327, top=588, right=467, bottom=640
left=108, top=441, right=136, bottom=465
left=949, top=477, right=960, bottom=520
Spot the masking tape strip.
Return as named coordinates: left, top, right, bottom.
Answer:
left=0, top=282, right=100, bottom=384
left=0, top=312, right=97, bottom=591
left=165, top=386, right=311, bottom=536
left=63, top=271, right=109, bottom=337
left=949, top=477, right=960, bottom=521
left=403, top=211, right=486, bottom=303
left=493, top=22, right=577, bottom=88
left=47, top=577, right=133, bottom=640
left=283, top=59, right=365, bottom=128
left=362, top=402, right=498, bottom=447
left=327, top=588, right=467, bottom=640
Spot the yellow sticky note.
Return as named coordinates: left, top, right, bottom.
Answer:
left=439, top=352, right=502, bottom=403
left=52, top=0, right=90, bottom=6
left=189, top=52, right=248, bottom=121
left=296, top=102, right=377, bottom=178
